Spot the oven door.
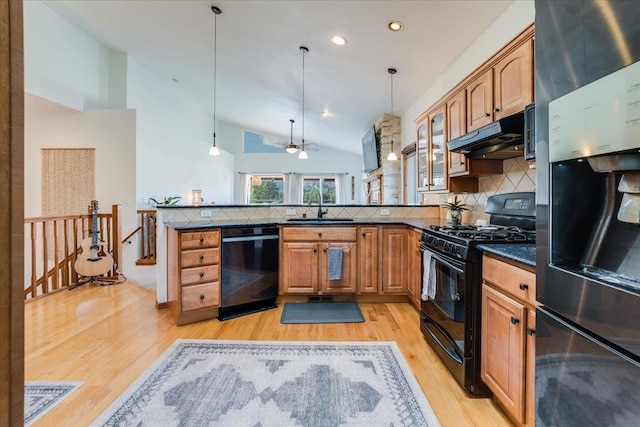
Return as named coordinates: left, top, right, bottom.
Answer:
left=420, top=248, right=468, bottom=370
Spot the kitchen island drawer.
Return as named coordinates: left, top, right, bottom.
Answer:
left=181, top=282, right=220, bottom=311
left=181, top=247, right=220, bottom=268
left=282, top=227, right=357, bottom=242
left=181, top=265, right=220, bottom=285
left=181, top=230, right=220, bottom=250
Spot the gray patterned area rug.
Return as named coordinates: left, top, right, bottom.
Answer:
left=25, top=381, right=84, bottom=426
left=92, top=339, right=441, bottom=427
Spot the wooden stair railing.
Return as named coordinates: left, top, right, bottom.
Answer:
left=24, top=205, right=122, bottom=301
left=123, top=210, right=156, bottom=266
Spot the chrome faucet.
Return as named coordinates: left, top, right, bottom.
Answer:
left=309, top=188, right=328, bottom=219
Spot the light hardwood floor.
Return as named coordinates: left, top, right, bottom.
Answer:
left=24, top=281, right=513, bottom=426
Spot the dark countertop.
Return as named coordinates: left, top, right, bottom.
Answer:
left=165, top=218, right=441, bottom=231
left=478, top=243, right=536, bottom=267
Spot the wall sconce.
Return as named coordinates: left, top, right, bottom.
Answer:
left=191, top=189, right=203, bottom=205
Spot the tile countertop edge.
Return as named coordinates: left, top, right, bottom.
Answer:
left=165, top=218, right=441, bottom=230
left=478, top=243, right=536, bottom=267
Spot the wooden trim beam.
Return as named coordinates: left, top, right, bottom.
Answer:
left=0, top=0, right=25, bottom=425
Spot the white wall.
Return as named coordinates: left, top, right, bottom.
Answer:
left=127, top=57, right=235, bottom=207
left=217, top=121, right=364, bottom=204
left=400, top=1, right=535, bottom=149
left=24, top=94, right=138, bottom=274
left=23, top=0, right=112, bottom=111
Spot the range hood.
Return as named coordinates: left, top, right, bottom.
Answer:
left=447, top=113, right=524, bottom=160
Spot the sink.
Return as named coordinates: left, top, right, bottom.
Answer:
left=286, top=218, right=354, bottom=222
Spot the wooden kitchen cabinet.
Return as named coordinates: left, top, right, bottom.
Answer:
left=467, top=69, right=494, bottom=132
left=466, top=40, right=533, bottom=133
left=357, top=226, right=380, bottom=294
left=406, top=228, right=422, bottom=308
left=416, top=105, right=447, bottom=192
left=493, top=39, right=534, bottom=120
left=280, top=227, right=357, bottom=295
left=382, top=227, right=408, bottom=294
left=167, top=228, right=221, bottom=326
left=481, top=254, right=537, bottom=426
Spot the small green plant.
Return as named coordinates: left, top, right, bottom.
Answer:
left=149, top=196, right=182, bottom=206
left=441, top=194, right=469, bottom=212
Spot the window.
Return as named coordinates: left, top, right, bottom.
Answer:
left=302, top=177, right=336, bottom=205
left=249, top=175, right=284, bottom=204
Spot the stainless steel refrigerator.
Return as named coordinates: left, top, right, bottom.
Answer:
left=535, top=1, right=640, bottom=425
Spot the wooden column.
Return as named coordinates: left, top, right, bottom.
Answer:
left=0, top=0, right=25, bottom=425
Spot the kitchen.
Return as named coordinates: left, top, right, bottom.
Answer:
left=3, top=0, right=640, bottom=427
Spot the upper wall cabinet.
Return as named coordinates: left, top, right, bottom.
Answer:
left=467, top=69, right=494, bottom=132
left=417, top=106, right=447, bottom=192
left=493, top=39, right=534, bottom=120
left=466, top=37, right=534, bottom=132
left=447, top=91, right=468, bottom=176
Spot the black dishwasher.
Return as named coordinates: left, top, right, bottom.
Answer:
left=218, top=226, right=279, bottom=320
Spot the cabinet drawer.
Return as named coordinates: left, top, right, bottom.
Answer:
left=181, top=230, right=220, bottom=250
left=181, top=247, right=220, bottom=268
left=181, top=282, right=220, bottom=311
left=181, top=265, right=219, bottom=285
left=282, top=227, right=357, bottom=242
left=483, top=255, right=536, bottom=306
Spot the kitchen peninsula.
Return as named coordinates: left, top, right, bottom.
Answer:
left=155, top=203, right=441, bottom=323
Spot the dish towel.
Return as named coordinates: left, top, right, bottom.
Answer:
left=327, top=246, right=343, bottom=280
left=421, top=251, right=437, bottom=301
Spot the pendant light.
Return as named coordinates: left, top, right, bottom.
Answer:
left=298, top=46, right=309, bottom=160
left=387, top=67, right=398, bottom=161
left=285, top=119, right=298, bottom=153
left=208, top=6, right=222, bottom=156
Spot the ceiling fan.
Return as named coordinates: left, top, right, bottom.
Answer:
left=280, top=119, right=319, bottom=153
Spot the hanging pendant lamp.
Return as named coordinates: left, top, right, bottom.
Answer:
left=209, top=6, right=222, bottom=156
left=298, top=46, right=309, bottom=160
left=387, top=67, right=398, bottom=161
left=285, top=119, right=298, bottom=153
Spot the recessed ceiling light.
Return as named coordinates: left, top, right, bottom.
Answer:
left=387, top=20, right=404, bottom=32
left=331, top=35, right=347, bottom=46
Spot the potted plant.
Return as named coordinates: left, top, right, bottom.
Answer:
left=149, top=196, right=182, bottom=206
left=441, top=194, right=469, bottom=226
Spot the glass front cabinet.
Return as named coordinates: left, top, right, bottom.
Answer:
left=416, top=106, right=448, bottom=192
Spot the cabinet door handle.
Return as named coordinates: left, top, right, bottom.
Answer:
left=494, top=107, right=500, bottom=113
left=200, top=294, right=205, bottom=301
left=510, top=316, right=520, bottom=325
left=485, top=112, right=491, bottom=117
left=199, top=272, right=204, bottom=278
left=199, top=255, right=204, bottom=260
left=526, top=327, right=536, bottom=336
left=519, top=283, right=529, bottom=291
left=459, top=162, right=465, bottom=165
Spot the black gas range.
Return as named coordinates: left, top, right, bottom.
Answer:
left=419, top=192, right=535, bottom=396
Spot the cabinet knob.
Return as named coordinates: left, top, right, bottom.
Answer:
left=485, top=112, right=491, bottom=117
left=200, top=294, right=205, bottom=301
left=494, top=108, right=500, bottom=113
left=459, top=162, right=465, bottom=165
left=362, top=233, right=366, bottom=238
left=199, top=255, right=204, bottom=260
left=519, top=283, right=529, bottom=291
left=199, top=237, right=204, bottom=243
left=313, top=249, right=317, bottom=253
left=323, top=248, right=327, bottom=253
left=199, top=272, right=204, bottom=278
left=526, top=327, right=536, bottom=336
left=319, top=232, right=322, bottom=237
left=510, top=316, right=520, bottom=325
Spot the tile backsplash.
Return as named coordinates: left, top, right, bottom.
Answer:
left=422, top=156, right=536, bottom=223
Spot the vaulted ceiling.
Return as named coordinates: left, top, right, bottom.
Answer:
left=43, top=0, right=514, bottom=154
